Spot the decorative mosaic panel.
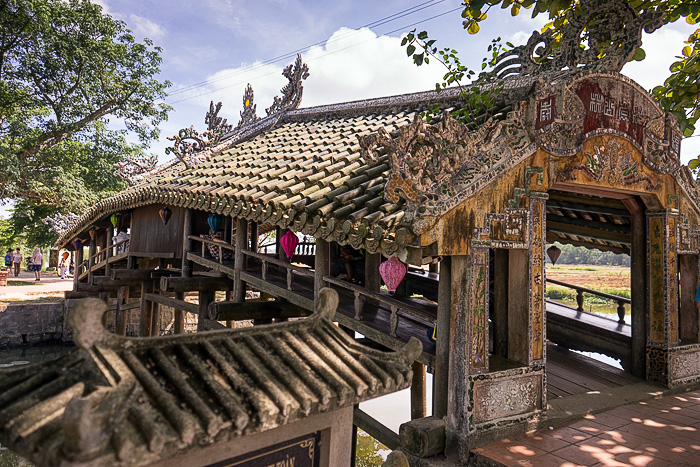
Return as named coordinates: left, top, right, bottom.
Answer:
left=530, top=197, right=546, bottom=363
left=469, top=248, right=489, bottom=374
left=646, top=346, right=668, bottom=384
left=471, top=373, right=542, bottom=424
left=668, top=216, right=679, bottom=345
left=677, top=216, right=700, bottom=254
left=669, top=347, right=700, bottom=383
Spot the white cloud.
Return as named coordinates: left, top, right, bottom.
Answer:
left=128, top=14, right=166, bottom=39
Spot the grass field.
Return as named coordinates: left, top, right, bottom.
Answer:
left=545, top=264, right=631, bottom=316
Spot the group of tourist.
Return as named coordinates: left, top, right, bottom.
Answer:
left=3, top=247, right=44, bottom=281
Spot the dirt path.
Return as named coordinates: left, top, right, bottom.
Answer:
left=0, top=269, right=73, bottom=303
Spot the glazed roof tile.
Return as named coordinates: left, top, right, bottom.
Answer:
left=0, top=289, right=421, bottom=467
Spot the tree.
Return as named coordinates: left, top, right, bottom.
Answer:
left=403, top=1, right=700, bottom=157
left=0, top=0, right=170, bottom=244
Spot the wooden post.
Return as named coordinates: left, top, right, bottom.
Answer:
left=181, top=209, right=193, bottom=278
left=623, top=198, right=647, bottom=378
left=88, top=235, right=96, bottom=284
left=508, top=249, right=529, bottom=365
left=197, top=290, right=215, bottom=332
left=411, top=361, right=427, bottom=420
left=433, top=256, right=451, bottom=419
left=314, top=238, right=330, bottom=304
left=174, top=292, right=185, bottom=334
left=115, top=286, right=129, bottom=335
left=105, top=226, right=113, bottom=276
left=276, top=227, right=282, bottom=261
left=365, top=253, right=381, bottom=292
left=139, top=280, right=153, bottom=337
left=233, top=218, right=248, bottom=303
left=250, top=221, right=258, bottom=252
left=446, top=255, right=468, bottom=435
left=73, top=246, right=83, bottom=290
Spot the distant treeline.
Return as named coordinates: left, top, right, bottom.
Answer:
left=547, top=242, right=630, bottom=266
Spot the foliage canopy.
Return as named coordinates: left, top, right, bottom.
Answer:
left=0, top=0, right=170, bottom=246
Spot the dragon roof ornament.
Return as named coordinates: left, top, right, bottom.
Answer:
left=266, top=54, right=310, bottom=115
left=490, top=0, right=664, bottom=80
left=165, top=101, right=232, bottom=169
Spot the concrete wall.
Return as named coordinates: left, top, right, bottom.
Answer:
left=0, top=302, right=65, bottom=348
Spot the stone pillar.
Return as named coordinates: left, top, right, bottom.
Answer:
left=314, top=238, right=330, bottom=305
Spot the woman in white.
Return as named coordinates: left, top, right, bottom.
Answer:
left=31, top=247, right=43, bottom=281
left=59, top=252, right=70, bottom=279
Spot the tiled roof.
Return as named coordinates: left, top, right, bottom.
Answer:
left=0, top=289, right=422, bottom=466
left=56, top=88, right=473, bottom=255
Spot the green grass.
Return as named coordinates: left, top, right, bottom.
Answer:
left=6, top=281, right=37, bottom=286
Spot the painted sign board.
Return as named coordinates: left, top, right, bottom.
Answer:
left=206, top=432, right=320, bottom=467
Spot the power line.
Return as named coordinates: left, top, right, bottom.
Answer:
left=166, top=1, right=452, bottom=103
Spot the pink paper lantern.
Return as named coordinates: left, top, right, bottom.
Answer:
left=280, top=231, right=299, bottom=259
left=379, top=256, right=406, bottom=292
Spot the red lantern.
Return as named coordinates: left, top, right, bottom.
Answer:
left=547, top=245, right=562, bottom=265
left=280, top=231, right=299, bottom=259
left=379, top=256, right=406, bottom=293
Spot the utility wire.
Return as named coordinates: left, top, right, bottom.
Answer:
left=166, top=0, right=452, bottom=103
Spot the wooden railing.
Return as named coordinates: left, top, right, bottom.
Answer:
left=546, top=278, right=630, bottom=324
left=188, top=235, right=235, bottom=264
left=243, top=249, right=314, bottom=291
left=258, top=241, right=316, bottom=256
left=324, top=275, right=436, bottom=337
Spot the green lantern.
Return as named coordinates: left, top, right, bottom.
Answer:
left=110, top=214, right=120, bottom=228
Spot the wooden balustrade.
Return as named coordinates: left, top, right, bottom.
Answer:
left=188, top=235, right=235, bottom=264
left=243, top=249, right=314, bottom=291
left=324, top=275, right=436, bottom=337
left=546, top=277, right=630, bottom=323
left=258, top=241, right=316, bottom=255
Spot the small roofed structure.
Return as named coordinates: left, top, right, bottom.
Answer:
left=0, top=289, right=422, bottom=466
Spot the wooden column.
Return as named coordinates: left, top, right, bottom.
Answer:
left=314, top=238, right=330, bottom=304
left=174, top=292, right=185, bottom=334
left=139, top=280, right=153, bottom=337
left=411, top=361, right=427, bottom=420
left=250, top=221, right=258, bottom=252
left=233, top=218, right=249, bottom=303
left=115, top=286, right=129, bottom=335
left=73, top=246, right=83, bottom=290
left=88, top=234, right=96, bottom=284
left=508, top=249, right=529, bottom=365
left=364, top=253, right=381, bottom=292
left=105, top=227, right=113, bottom=276
left=276, top=227, right=284, bottom=261
left=181, top=209, right=193, bottom=278
left=679, top=254, right=699, bottom=342
left=446, top=255, right=468, bottom=435
left=433, top=256, right=451, bottom=419
left=197, top=290, right=215, bottom=332
left=624, top=198, right=647, bottom=378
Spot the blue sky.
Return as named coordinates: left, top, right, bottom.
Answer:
left=1, top=1, right=698, bottom=219
left=93, top=0, right=699, bottom=163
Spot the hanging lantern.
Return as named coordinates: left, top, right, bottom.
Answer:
left=379, top=256, right=406, bottom=293
left=159, top=206, right=173, bottom=225
left=207, top=213, right=222, bottom=233
left=110, top=214, right=120, bottom=228
left=547, top=245, right=562, bottom=265
left=72, top=240, right=82, bottom=251
left=280, top=231, right=299, bottom=259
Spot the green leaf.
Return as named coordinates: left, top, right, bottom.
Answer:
left=633, top=47, right=646, bottom=61
left=407, top=45, right=416, bottom=56
left=468, top=21, right=481, bottom=34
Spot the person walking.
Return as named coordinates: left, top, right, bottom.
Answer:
left=4, top=249, right=12, bottom=270
left=12, top=248, right=22, bottom=277
left=31, top=247, right=43, bottom=281
left=59, top=252, right=70, bottom=279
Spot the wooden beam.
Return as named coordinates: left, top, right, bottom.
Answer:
left=128, top=251, right=176, bottom=259
left=160, top=276, right=232, bottom=292
left=208, top=300, right=311, bottom=321
left=549, top=184, right=635, bottom=202
left=240, top=272, right=315, bottom=311
left=65, top=291, right=92, bottom=299
left=111, top=269, right=176, bottom=280
left=546, top=199, right=630, bottom=218
left=198, top=290, right=215, bottom=332
left=548, top=221, right=631, bottom=245
left=144, top=292, right=198, bottom=315
left=547, top=214, right=631, bottom=234
left=353, top=408, right=399, bottom=450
